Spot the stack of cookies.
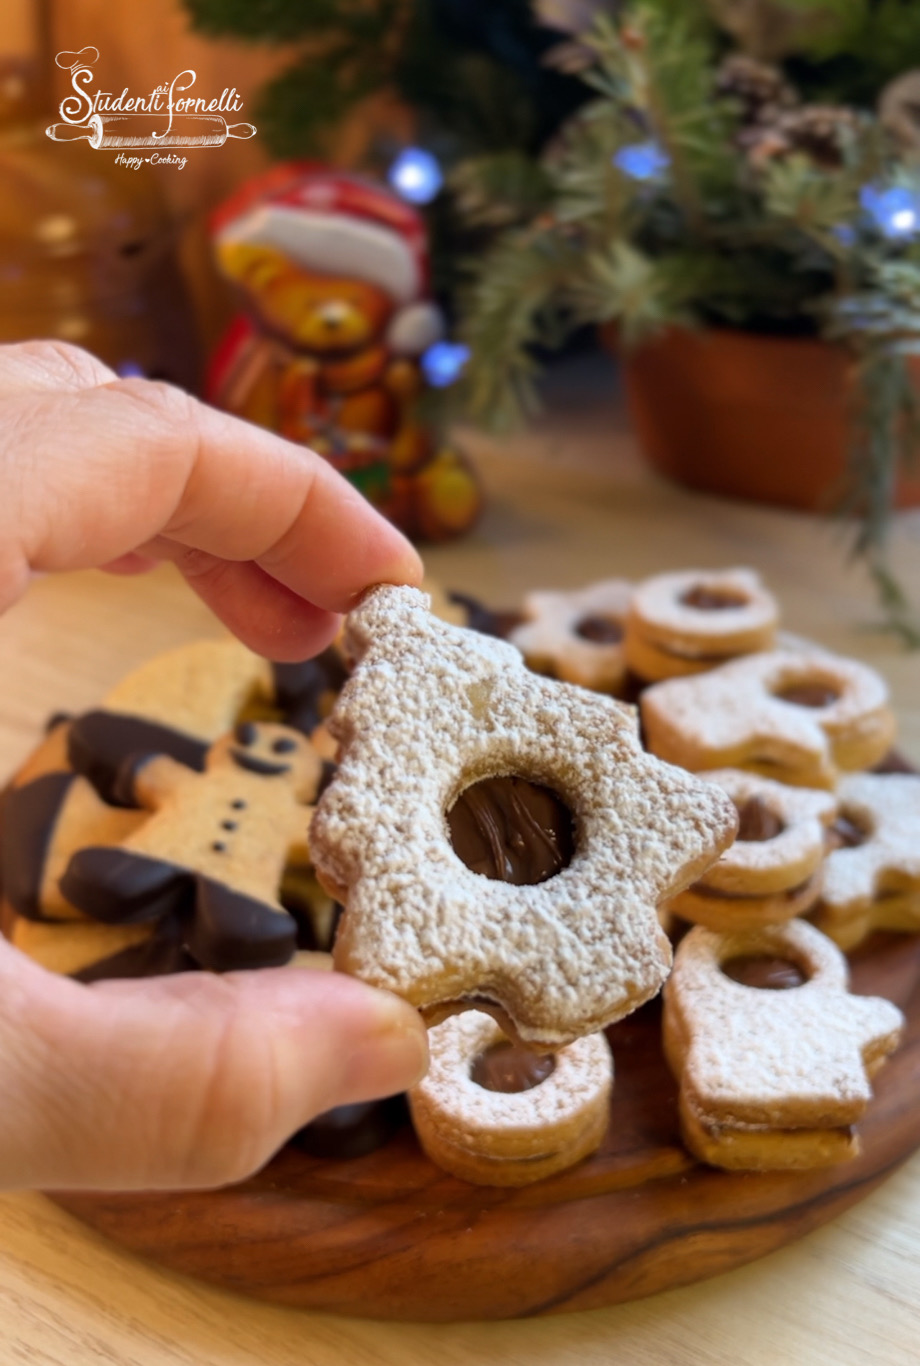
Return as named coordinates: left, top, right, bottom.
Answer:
left=1, top=566, right=916, bottom=1182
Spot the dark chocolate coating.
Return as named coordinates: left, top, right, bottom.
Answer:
left=721, top=955, right=806, bottom=990
left=1, top=772, right=76, bottom=921
left=447, top=776, right=574, bottom=885
left=60, top=847, right=297, bottom=971
left=68, top=711, right=208, bottom=806
left=735, top=795, right=784, bottom=843
left=72, top=915, right=198, bottom=983
left=271, top=650, right=348, bottom=736
left=470, top=1041, right=556, bottom=1093
left=289, top=1095, right=408, bottom=1159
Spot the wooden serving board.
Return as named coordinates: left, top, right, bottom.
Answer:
left=49, top=930, right=920, bottom=1322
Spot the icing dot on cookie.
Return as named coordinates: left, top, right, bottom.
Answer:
left=221, top=820, right=237, bottom=832
left=272, top=737, right=297, bottom=754
left=773, top=680, right=841, bottom=708
left=721, top=955, right=806, bottom=990
left=735, top=795, right=785, bottom=842
left=679, top=585, right=749, bottom=611
left=470, top=1041, right=556, bottom=1093
left=231, top=799, right=247, bottom=810
left=212, top=841, right=227, bottom=853
left=574, top=613, right=624, bottom=644
left=447, top=776, right=575, bottom=885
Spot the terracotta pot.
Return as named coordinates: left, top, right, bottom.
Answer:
left=615, top=326, right=920, bottom=511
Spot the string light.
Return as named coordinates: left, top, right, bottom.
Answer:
left=388, top=147, right=444, bottom=205
left=612, top=141, right=670, bottom=181
left=860, top=184, right=920, bottom=240
left=421, top=340, right=470, bottom=388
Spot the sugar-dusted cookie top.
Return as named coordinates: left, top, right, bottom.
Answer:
left=508, top=578, right=634, bottom=692
left=641, top=648, right=895, bottom=786
left=665, top=919, right=903, bottom=1127
left=310, top=585, right=738, bottom=1048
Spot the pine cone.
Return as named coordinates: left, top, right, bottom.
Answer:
left=716, top=54, right=798, bottom=126
left=745, top=105, right=861, bottom=169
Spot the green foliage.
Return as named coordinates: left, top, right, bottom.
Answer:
left=460, top=0, right=920, bottom=637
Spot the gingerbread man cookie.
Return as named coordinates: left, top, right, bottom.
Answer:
left=508, top=578, right=634, bottom=693
left=641, top=648, right=895, bottom=788
left=624, top=568, right=778, bottom=682
left=409, top=1010, right=612, bottom=1185
left=813, top=773, right=920, bottom=950
left=310, top=585, right=738, bottom=1048
left=663, top=920, right=903, bottom=1169
left=61, top=722, right=323, bottom=972
left=665, top=770, right=837, bottom=931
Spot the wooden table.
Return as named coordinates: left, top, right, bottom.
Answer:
left=1, top=364, right=919, bottom=1364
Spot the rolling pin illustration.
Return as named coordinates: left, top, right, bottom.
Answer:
left=46, top=113, right=256, bottom=148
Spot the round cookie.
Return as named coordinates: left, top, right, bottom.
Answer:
left=408, top=1010, right=612, bottom=1185
left=665, top=770, right=837, bottom=931
left=624, top=568, right=778, bottom=682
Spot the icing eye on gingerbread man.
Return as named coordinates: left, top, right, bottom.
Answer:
left=507, top=578, right=634, bottom=694
left=641, top=648, right=896, bottom=788
left=309, top=585, right=739, bottom=1049
left=663, top=919, right=903, bottom=1170
left=664, top=769, right=837, bottom=931
left=813, top=772, right=920, bottom=950
left=59, top=722, right=323, bottom=973
left=624, top=568, right=779, bottom=682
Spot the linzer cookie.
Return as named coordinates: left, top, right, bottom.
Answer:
left=813, top=773, right=920, bottom=950
left=641, top=648, right=896, bottom=788
left=663, top=919, right=903, bottom=1170
left=665, top=770, right=837, bottom=931
left=309, top=584, right=738, bottom=1049
left=508, top=578, right=633, bottom=693
left=60, top=722, right=323, bottom=972
left=408, top=1009, right=612, bottom=1185
left=624, top=568, right=778, bottom=682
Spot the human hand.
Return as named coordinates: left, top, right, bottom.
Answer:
left=0, top=340, right=428, bottom=1190
left=0, top=339, right=422, bottom=659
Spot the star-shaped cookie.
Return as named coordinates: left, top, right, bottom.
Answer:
left=814, top=772, right=920, bottom=949
left=310, top=585, right=738, bottom=1048
left=508, top=578, right=633, bottom=692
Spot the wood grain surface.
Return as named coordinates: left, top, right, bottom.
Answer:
left=1, top=358, right=919, bottom=1359
left=48, top=932, right=920, bottom=1321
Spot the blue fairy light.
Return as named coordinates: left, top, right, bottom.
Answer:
left=860, top=184, right=920, bottom=240
left=116, top=359, right=145, bottom=378
left=421, top=340, right=470, bottom=388
left=388, top=147, right=444, bottom=205
left=612, top=141, right=670, bottom=181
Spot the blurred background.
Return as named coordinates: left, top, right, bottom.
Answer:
left=4, top=0, right=920, bottom=611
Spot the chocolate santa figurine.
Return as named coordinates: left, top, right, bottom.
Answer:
left=207, top=162, right=481, bottom=541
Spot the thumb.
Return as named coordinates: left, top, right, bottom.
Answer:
left=0, top=945, right=428, bottom=1191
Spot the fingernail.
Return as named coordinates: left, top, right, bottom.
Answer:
left=345, top=997, right=429, bottom=1100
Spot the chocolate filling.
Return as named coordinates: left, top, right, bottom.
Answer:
left=470, top=1041, right=556, bottom=1093
left=828, top=812, right=870, bottom=850
left=448, top=776, right=574, bottom=885
left=574, top=613, right=624, bottom=644
left=735, top=795, right=785, bottom=843
left=773, top=681, right=840, bottom=708
left=680, top=586, right=748, bottom=611
left=722, top=955, right=806, bottom=990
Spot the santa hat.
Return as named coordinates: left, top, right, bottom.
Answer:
left=211, top=162, right=444, bottom=356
